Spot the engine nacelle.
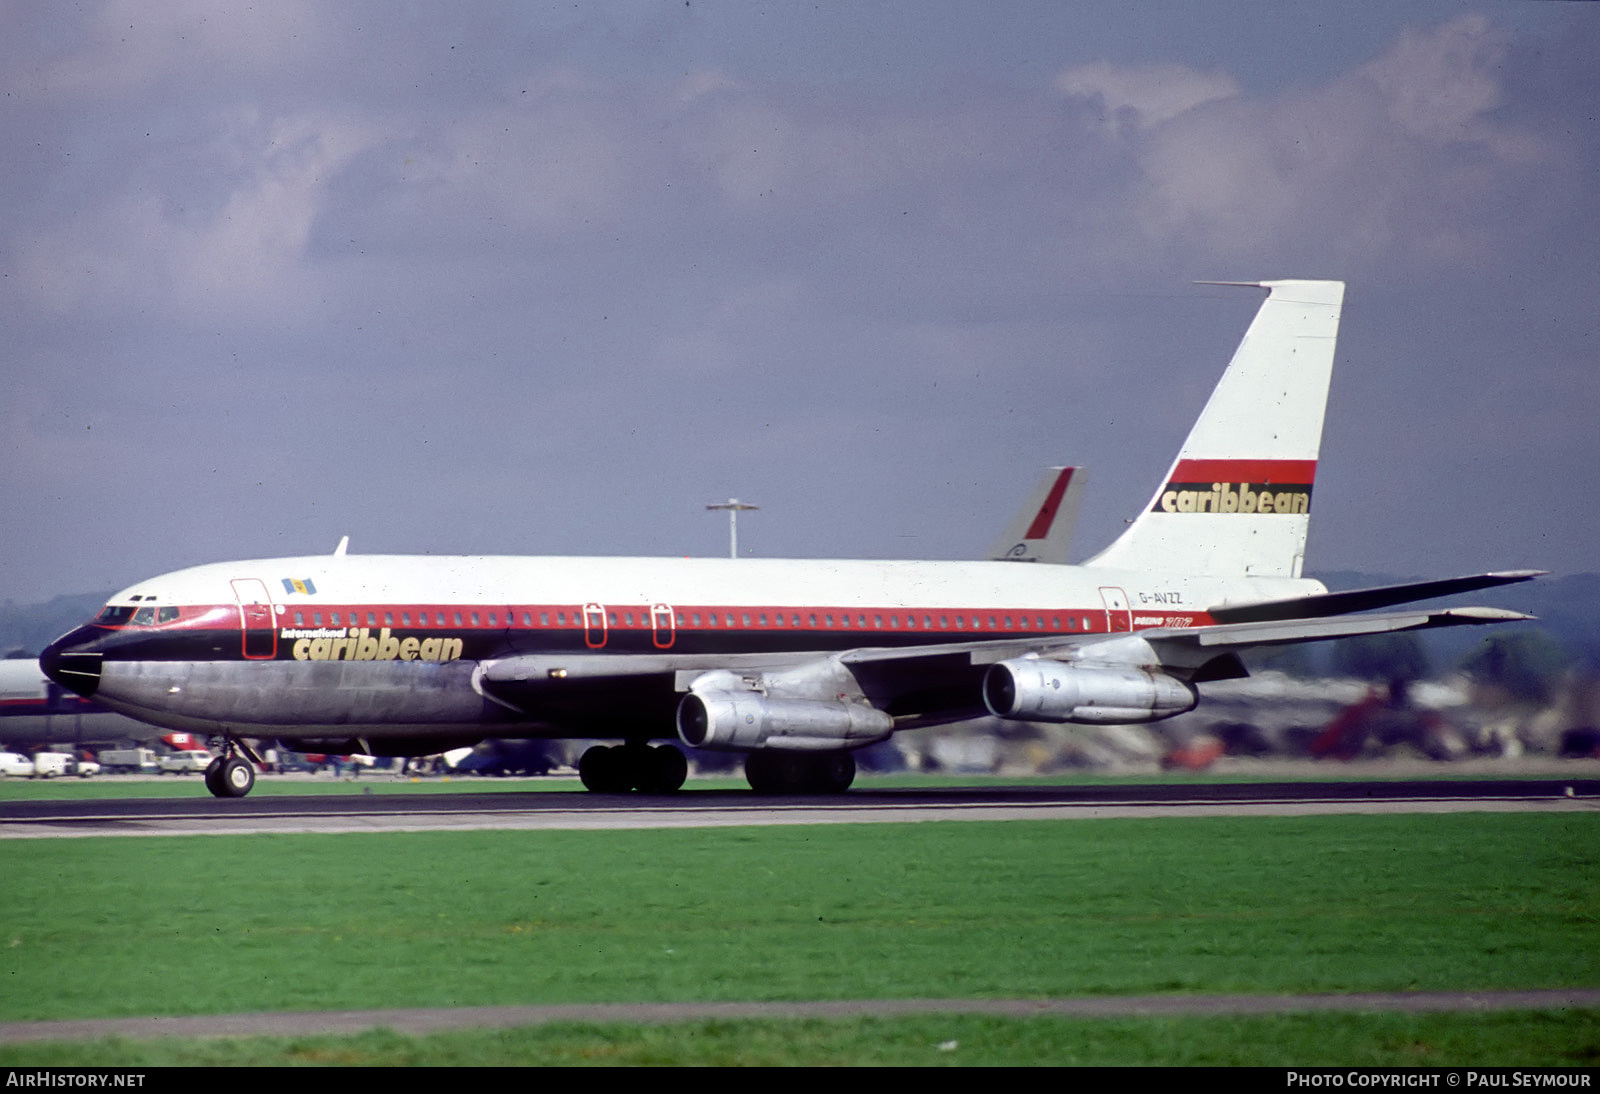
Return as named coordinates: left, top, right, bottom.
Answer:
left=982, top=658, right=1197, bottom=724
left=677, top=691, right=893, bottom=752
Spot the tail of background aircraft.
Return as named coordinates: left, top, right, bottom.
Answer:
left=986, top=466, right=1086, bottom=564
left=1085, top=279, right=1345, bottom=579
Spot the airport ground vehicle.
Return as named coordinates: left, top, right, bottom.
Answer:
left=0, top=752, right=36, bottom=778
left=29, top=751, right=77, bottom=778
left=157, top=749, right=214, bottom=775
left=99, top=748, right=159, bottom=775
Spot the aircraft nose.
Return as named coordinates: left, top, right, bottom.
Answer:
left=40, top=631, right=103, bottom=698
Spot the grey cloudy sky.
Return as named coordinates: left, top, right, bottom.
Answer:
left=3, top=1, right=1596, bottom=603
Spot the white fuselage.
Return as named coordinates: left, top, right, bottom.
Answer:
left=39, top=552, right=1323, bottom=744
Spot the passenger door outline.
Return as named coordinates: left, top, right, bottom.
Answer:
left=1098, top=586, right=1131, bottom=634
left=582, top=603, right=608, bottom=649
left=651, top=603, right=676, bottom=649
left=231, top=578, right=278, bottom=659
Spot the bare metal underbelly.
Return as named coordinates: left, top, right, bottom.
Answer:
left=92, top=659, right=499, bottom=737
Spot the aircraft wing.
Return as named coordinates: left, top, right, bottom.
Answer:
left=475, top=601, right=1531, bottom=734
left=835, top=603, right=1535, bottom=686
left=834, top=604, right=1532, bottom=664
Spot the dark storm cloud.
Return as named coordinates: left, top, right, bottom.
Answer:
left=2, top=2, right=1595, bottom=602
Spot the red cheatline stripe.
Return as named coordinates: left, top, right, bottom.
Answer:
left=76, top=602, right=1215, bottom=636
left=1022, top=468, right=1075, bottom=540
left=1170, top=458, right=1316, bottom=484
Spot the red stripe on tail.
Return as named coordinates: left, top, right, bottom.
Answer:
left=1023, top=468, right=1076, bottom=539
left=1170, top=458, right=1316, bottom=484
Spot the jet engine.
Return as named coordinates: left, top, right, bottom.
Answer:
left=677, top=691, right=892, bottom=752
left=982, top=658, right=1197, bottom=724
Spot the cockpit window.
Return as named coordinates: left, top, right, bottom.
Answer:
left=97, top=604, right=181, bottom=626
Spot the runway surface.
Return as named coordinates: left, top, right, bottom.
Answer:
left=2, top=776, right=1596, bottom=837
left=5, top=990, right=1600, bottom=1046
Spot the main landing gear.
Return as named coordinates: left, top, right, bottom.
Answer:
left=204, top=737, right=262, bottom=799
left=578, top=741, right=689, bottom=793
left=744, top=749, right=856, bottom=794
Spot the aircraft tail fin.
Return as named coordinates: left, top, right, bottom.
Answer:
left=1085, top=280, right=1345, bottom=578
left=986, top=467, right=1086, bottom=563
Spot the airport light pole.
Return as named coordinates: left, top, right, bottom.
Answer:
left=706, top=498, right=759, bottom=559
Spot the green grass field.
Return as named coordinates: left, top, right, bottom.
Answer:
left=1, top=811, right=1597, bottom=1063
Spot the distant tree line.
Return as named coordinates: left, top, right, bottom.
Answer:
left=0, top=592, right=112, bottom=658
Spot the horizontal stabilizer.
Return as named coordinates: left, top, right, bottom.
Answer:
left=1207, top=570, right=1545, bottom=624
left=1150, top=606, right=1534, bottom=651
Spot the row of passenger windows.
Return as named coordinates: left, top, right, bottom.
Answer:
left=294, top=610, right=490, bottom=628
left=669, top=611, right=1091, bottom=631
left=288, top=608, right=1096, bottom=632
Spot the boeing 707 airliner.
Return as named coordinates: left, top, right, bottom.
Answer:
left=40, top=280, right=1539, bottom=797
